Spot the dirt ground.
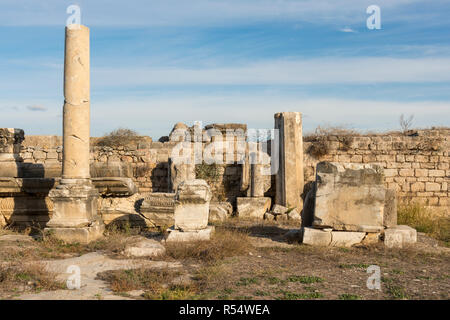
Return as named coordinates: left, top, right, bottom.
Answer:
left=0, top=222, right=449, bottom=300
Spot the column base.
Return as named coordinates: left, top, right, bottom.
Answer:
left=46, top=180, right=104, bottom=243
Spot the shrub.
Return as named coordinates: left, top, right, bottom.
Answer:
left=305, top=125, right=358, bottom=158
left=96, top=128, right=142, bottom=148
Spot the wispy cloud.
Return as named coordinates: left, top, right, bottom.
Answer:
left=92, top=57, right=450, bottom=87
left=339, top=27, right=357, bottom=33
left=0, top=0, right=438, bottom=27
left=26, top=105, right=48, bottom=112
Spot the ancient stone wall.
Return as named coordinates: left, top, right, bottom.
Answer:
left=304, top=128, right=449, bottom=210
left=16, top=127, right=449, bottom=211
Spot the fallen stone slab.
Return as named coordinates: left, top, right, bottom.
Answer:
left=302, top=227, right=332, bottom=246
left=123, top=237, right=166, bottom=258
left=237, top=197, right=271, bottom=219
left=209, top=202, right=233, bottom=222
left=384, top=225, right=417, bottom=248
left=330, top=231, right=366, bottom=247
left=165, top=226, right=215, bottom=242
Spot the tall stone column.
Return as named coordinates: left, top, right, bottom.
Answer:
left=45, top=25, right=104, bottom=243
left=274, top=112, right=304, bottom=210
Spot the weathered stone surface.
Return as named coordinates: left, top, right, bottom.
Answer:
left=274, top=112, right=304, bottom=210
left=302, top=227, right=332, bottom=246
left=166, top=226, right=214, bottom=242
left=174, top=179, right=211, bottom=231
left=384, top=189, right=398, bottom=227
left=169, top=160, right=195, bottom=193
left=384, top=225, right=417, bottom=248
left=237, top=197, right=271, bottom=219
left=45, top=25, right=104, bottom=244
left=90, top=162, right=133, bottom=178
left=92, top=177, right=137, bottom=197
left=361, top=232, right=381, bottom=245
left=62, top=25, right=91, bottom=180
left=0, top=128, right=24, bottom=155
left=209, top=202, right=233, bottom=222
left=272, top=204, right=288, bottom=215
left=287, top=208, right=302, bottom=221
left=140, top=193, right=175, bottom=227
left=313, top=162, right=385, bottom=232
left=45, top=220, right=104, bottom=244
left=330, top=231, right=366, bottom=247
left=124, top=237, right=166, bottom=257
left=0, top=234, right=35, bottom=242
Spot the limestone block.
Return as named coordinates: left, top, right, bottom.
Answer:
left=313, top=162, right=385, bottom=232
left=92, top=177, right=137, bottom=197
left=209, top=202, right=233, bottom=222
left=302, top=227, right=332, bottom=246
left=174, top=179, right=211, bottom=231
left=330, top=231, right=366, bottom=247
left=47, top=182, right=100, bottom=228
left=237, top=197, right=271, bottom=219
left=384, top=225, right=417, bottom=248
left=0, top=234, right=35, bottom=242
left=140, top=193, right=175, bottom=227
left=272, top=204, right=287, bottom=215
left=166, top=226, right=214, bottom=242
left=384, top=189, right=398, bottom=227
left=124, top=237, right=166, bottom=257
left=287, top=208, right=302, bottom=221
left=45, top=220, right=104, bottom=244
left=90, top=162, right=133, bottom=178
left=361, top=232, right=381, bottom=245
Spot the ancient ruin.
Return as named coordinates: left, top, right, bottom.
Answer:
left=1, top=27, right=449, bottom=248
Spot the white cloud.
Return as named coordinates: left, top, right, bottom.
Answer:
left=339, top=27, right=357, bottom=33
left=0, top=0, right=430, bottom=26
left=92, top=57, right=450, bottom=87
left=27, top=105, right=48, bottom=112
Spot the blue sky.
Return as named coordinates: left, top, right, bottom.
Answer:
left=1, top=0, right=449, bottom=139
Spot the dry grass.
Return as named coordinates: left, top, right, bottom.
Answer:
left=164, top=227, right=252, bottom=264
left=97, top=268, right=197, bottom=299
left=398, top=203, right=450, bottom=246
left=0, top=262, right=65, bottom=295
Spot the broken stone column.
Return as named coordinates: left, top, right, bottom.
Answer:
left=274, top=112, right=304, bottom=210
left=45, top=25, right=104, bottom=243
left=166, top=179, right=214, bottom=241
